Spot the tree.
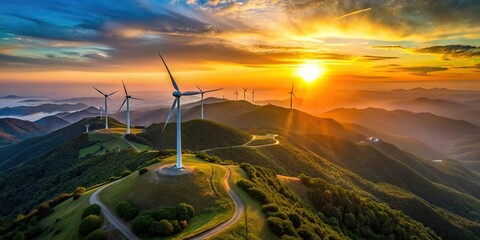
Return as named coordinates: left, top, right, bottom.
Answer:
left=85, top=230, right=105, bottom=240
left=82, top=204, right=101, bottom=219
left=158, top=219, right=174, bottom=236
left=176, top=203, right=195, bottom=221
left=132, top=215, right=155, bottom=236
left=79, top=215, right=103, bottom=237
left=267, top=216, right=284, bottom=237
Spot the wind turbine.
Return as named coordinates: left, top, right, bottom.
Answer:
left=117, top=81, right=143, bottom=134
left=234, top=90, right=239, bottom=100
left=159, top=54, right=201, bottom=169
left=196, top=85, right=223, bottom=119
left=243, top=88, right=248, bottom=100
left=92, top=87, right=118, bottom=129
left=288, top=82, right=296, bottom=109
left=251, top=89, right=255, bottom=102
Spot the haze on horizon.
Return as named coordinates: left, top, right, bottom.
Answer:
left=1, top=0, right=480, bottom=99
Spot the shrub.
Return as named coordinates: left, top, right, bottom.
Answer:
left=267, top=216, right=284, bottom=237
left=109, top=176, right=120, bottom=182
left=148, top=221, right=162, bottom=236
left=176, top=203, right=195, bottom=221
left=270, top=212, right=288, bottom=220
left=287, top=212, right=302, bottom=228
left=247, top=187, right=270, bottom=204
left=156, top=207, right=177, bottom=220
left=158, top=219, right=174, bottom=236
left=78, top=215, right=103, bottom=237
left=116, top=202, right=139, bottom=221
left=121, top=170, right=132, bottom=177
left=85, top=230, right=105, bottom=240
left=139, top=168, right=148, bottom=175
left=237, top=179, right=255, bottom=190
left=297, top=225, right=319, bottom=240
left=81, top=204, right=101, bottom=219
left=262, top=204, right=279, bottom=213
left=132, top=215, right=155, bottom=236
left=74, top=187, right=86, bottom=194
left=73, top=193, right=81, bottom=200
left=169, top=220, right=182, bottom=233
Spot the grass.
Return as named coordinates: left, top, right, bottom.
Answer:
left=95, top=128, right=143, bottom=135
left=211, top=166, right=277, bottom=240
left=99, top=154, right=236, bottom=239
left=78, top=128, right=150, bottom=157
left=37, top=190, right=97, bottom=240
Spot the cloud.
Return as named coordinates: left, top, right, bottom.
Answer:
left=396, top=66, right=448, bottom=76
left=414, top=45, right=480, bottom=58
left=358, top=55, right=398, bottom=61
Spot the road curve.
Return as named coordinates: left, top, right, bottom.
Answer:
left=202, top=134, right=279, bottom=152
left=189, top=166, right=244, bottom=240
left=89, top=181, right=140, bottom=240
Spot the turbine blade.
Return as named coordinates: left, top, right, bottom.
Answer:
left=182, top=91, right=201, bottom=96
left=121, top=80, right=128, bottom=96
left=93, top=86, right=105, bottom=95
left=158, top=54, right=179, bottom=91
left=131, top=97, right=145, bottom=101
left=163, top=98, right=178, bottom=133
left=196, top=85, right=202, bottom=92
left=291, top=82, right=294, bottom=92
left=107, top=90, right=119, bottom=96
left=117, top=98, right=127, bottom=113
left=293, top=93, right=297, bottom=98
left=204, top=88, right=223, bottom=93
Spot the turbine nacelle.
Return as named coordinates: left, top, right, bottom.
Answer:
left=173, top=91, right=182, bottom=97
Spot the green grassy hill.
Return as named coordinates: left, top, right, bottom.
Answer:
left=0, top=130, right=165, bottom=219
left=0, top=117, right=124, bottom=172
left=137, top=119, right=252, bottom=151
left=208, top=131, right=480, bottom=239
left=99, top=155, right=236, bottom=239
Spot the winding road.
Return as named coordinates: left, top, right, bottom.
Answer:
left=189, top=166, right=244, bottom=240
left=90, top=133, right=279, bottom=239
left=202, top=134, right=279, bottom=152
left=89, top=180, right=140, bottom=240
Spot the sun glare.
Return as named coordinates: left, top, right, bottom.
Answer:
left=297, top=63, right=326, bottom=83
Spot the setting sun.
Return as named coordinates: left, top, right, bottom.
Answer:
left=297, top=63, right=326, bottom=83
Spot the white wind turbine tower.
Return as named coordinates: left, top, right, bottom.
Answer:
left=243, top=88, right=248, bottom=100
left=93, top=87, right=118, bottom=129
left=117, top=81, right=143, bottom=134
left=196, top=85, right=223, bottom=120
left=159, top=54, right=202, bottom=169
left=251, top=89, right=255, bottom=102
left=288, top=82, right=296, bottom=109
left=234, top=90, right=239, bottom=100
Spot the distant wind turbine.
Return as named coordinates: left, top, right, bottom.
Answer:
left=251, top=89, right=255, bottom=102
left=288, top=82, right=296, bottom=109
left=159, top=54, right=202, bottom=169
left=196, top=85, right=223, bottom=119
left=92, top=87, right=118, bottom=129
left=117, top=81, right=143, bottom=134
left=243, top=88, right=248, bottom=100
left=234, top=90, right=239, bottom=100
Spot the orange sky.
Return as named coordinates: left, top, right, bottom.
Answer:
left=1, top=0, right=479, bottom=98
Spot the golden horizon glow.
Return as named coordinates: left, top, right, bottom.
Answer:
left=297, top=63, right=326, bottom=83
